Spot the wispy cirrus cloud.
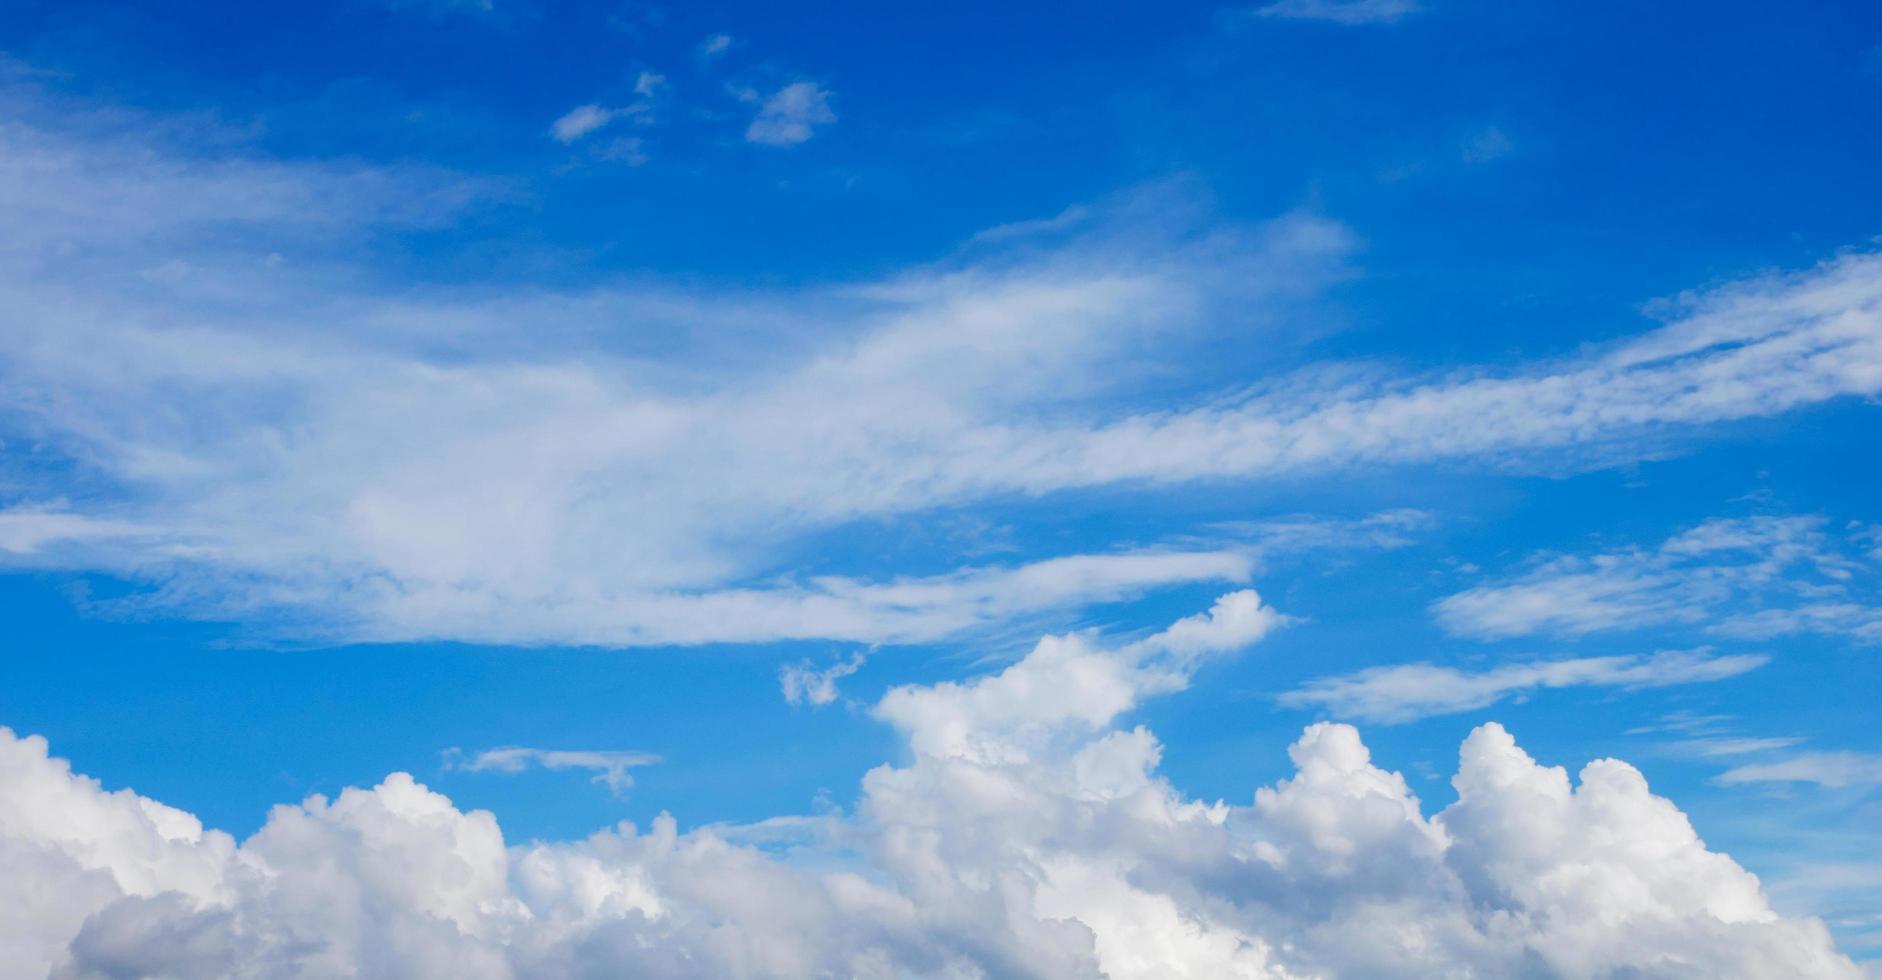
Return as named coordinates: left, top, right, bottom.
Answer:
left=1675, top=736, right=1808, bottom=758
left=550, top=103, right=630, bottom=143
left=1717, top=752, right=1882, bottom=789
left=1434, top=516, right=1882, bottom=643
left=550, top=72, right=664, bottom=145
left=442, top=745, right=660, bottom=795
left=1279, top=648, right=1767, bottom=723
left=0, top=505, right=152, bottom=558
left=1257, top=0, right=1419, bottom=25
left=5, top=81, right=1882, bottom=648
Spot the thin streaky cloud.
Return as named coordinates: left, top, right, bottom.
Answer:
left=1624, top=711, right=1738, bottom=736
left=550, top=104, right=617, bottom=143
left=1435, top=515, right=1882, bottom=643
left=1717, top=751, right=1882, bottom=789
left=0, top=505, right=152, bottom=557
left=1257, top=0, right=1419, bottom=25
left=1672, top=736, right=1807, bottom=758
left=442, top=746, right=660, bottom=794
left=1280, top=649, right=1768, bottom=724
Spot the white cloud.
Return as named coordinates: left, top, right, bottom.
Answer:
left=551, top=77, right=662, bottom=145
left=0, top=102, right=483, bottom=260
left=874, top=589, right=1281, bottom=764
left=441, top=746, right=660, bottom=795
left=1434, top=516, right=1882, bottom=643
left=1717, top=603, right=1882, bottom=645
left=745, top=81, right=835, bottom=146
left=1717, top=752, right=1882, bottom=789
left=550, top=104, right=612, bottom=143
left=598, top=135, right=649, bottom=166
left=1129, top=586, right=1288, bottom=658
left=1257, top=0, right=1419, bottom=25
left=0, top=594, right=1861, bottom=977
left=779, top=652, right=865, bottom=707
left=1624, top=710, right=1738, bottom=736
left=551, top=103, right=633, bottom=143
left=1210, top=508, right=1433, bottom=557
left=0, top=505, right=149, bottom=557
left=1675, top=735, right=1807, bottom=757
left=319, top=547, right=1252, bottom=648
left=698, top=34, right=735, bottom=60
left=5, top=88, right=1882, bottom=647
left=1621, top=713, right=1811, bottom=763
left=1279, top=648, right=1768, bottom=723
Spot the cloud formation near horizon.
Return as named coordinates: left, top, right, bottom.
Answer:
left=0, top=593, right=1859, bottom=978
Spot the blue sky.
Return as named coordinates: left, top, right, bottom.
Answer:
left=2, top=1, right=1881, bottom=976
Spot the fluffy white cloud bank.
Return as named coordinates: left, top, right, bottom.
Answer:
left=0, top=593, right=1860, bottom=978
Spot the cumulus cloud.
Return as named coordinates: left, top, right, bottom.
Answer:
left=1434, top=516, right=1882, bottom=643
left=1257, top=0, right=1419, bottom=25
left=0, top=594, right=1860, bottom=977
left=1280, top=648, right=1769, bottom=723
left=744, top=81, right=835, bottom=145
left=871, top=590, right=1281, bottom=765
left=441, top=746, right=660, bottom=795
left=5, top=86, right=1882, bottom=647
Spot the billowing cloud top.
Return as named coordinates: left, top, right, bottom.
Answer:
left=0, top=594, right=1859, bottom=978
